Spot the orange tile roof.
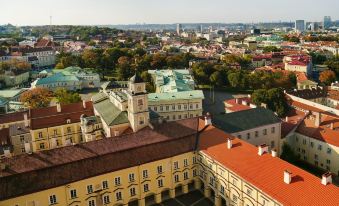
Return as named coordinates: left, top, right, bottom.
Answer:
left=198, top=120, right=339, bottom=206
left=224, top=98, right=252, bottom=112
left=296, top=113, right=339, bottom=147
left=290, top=100, right=324, bottom=113
left=281, top=109, right=307, bottom=138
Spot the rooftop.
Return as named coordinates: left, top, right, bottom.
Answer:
left=213, top=107, right=281, bottom=133
left=198, top=120, right=339, bottom=206
left=0, top=118, right=199, bottom=200
left=148, top=90, right=204, bottom=101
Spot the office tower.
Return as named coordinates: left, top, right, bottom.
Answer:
left=323, top=16, right=332, bottom=30
left=295, top=20, right=305, bottom=32
left=176, top=23, right=182, bottom=35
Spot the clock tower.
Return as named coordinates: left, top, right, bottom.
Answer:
left=127, top=72, right=149, bottom=132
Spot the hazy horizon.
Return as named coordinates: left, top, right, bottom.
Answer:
left=1, top=0, right=339, bottom=26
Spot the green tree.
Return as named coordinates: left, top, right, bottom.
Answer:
left=117, top=56, right=133, bottom=80
left=54, top=88, right=81, bottom=104
left=263, top=46, right=282, bottom=53
left=280, top=143, right=298, bottom=164
left=252, top=88, right=288, bottom=117
left=210, top=71, right=227, bottom=87
left=319, top=70, right=336, bottom=85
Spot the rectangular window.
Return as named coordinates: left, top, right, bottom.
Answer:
left=137, top=99, right=143, bottom=106
left=139, top=117, right=144, bottom=125
left=102, top=180, right=108, bottom=189
left=70, top=189, right=77, bottom=199
left=67, top=127, right=71, bottom=133
left=142, top=170, right=148, bottom=179
left=193, top=169, right=197, bottom=177
left=184, top=171, right=189, bottom=180
left=38, top=132, right=43, bottom=138
left=271, top=127, right=275, bottom=133
left=53, top=129, right=57, bottom=135
left=103, top=195, right=110, bottom=204
left=130, top=187, right=136, bottom=196
left=158, top=179, right=163, bottom=187
left=271, top=141, right=275, bottom=148
left=174, top=161, right=179, bottom=170
left=303, top=139, right=306, bottom=145
left=116, top=192, right=122, bottom=201
left=196, top=104, right=199, bottom=109
left=327, top=148, right=331, bottom=154
left=193, top=156, right=196, bottom=164
left=184, top=159, right=188, bottom=167
left=49, top=195, right=57, bottom=205
left=144, top=184, right=149, bottom=192
left=39, top=143, right=45, bottom=149
left=318, top=145, right=322, bottom=151
left=114, top=177, right=121, bottom=186
left=172, top=105, right=175, bottom=110
left=220, top=186, right=225, bottom=195
left=184, top=104, right=188, bottom=109
left=175, top=174, right=179, bottom=183
left=263, top=129, right=267, bottom=135
left=247, top=133, right=250, bottom=139
left=178, top=105, right=181, bottom=110
left=315, top=154, right=318, bottom=160
left=88, top=200, right=96, bottom=206
left=157, top=166, right=163, bottom=174
left=190, top=104, right=193, bottom=109
left=20, top=135, right=25, bottom=142
left=129, top=173, right=135, bottom=182
left=166, top=106, right=169, bottom=111
left=87, top=185, right=93, bottom=194
left=310, top=142, right=314, bottom=148
left=326, top=159, right=331, bottom=164
left=160, top=106, right=163, bottom=111
left=255, top=131, right=258, bottom=137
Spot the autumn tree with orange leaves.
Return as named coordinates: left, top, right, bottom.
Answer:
left=20, top=88, right=53, bottom=109
left=319, top=70, right=336, bottom=85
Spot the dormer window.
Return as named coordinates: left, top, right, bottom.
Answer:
left=67, top=119, right=71, bottom=124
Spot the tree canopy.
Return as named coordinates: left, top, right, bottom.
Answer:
left=20, top=88, right=52, bottom=109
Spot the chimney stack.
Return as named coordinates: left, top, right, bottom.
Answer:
left=242, top=100, right=248, bottom=106
left=23, top=113, right=29, bottom=127
left=235, top=98, right=239, bottom=104
left=204, top=113, right=212, bottom=126
left=258, top=144, right=268, bottom=156
left=83, top=100, right=87, bottom=109
left=284, top=170, right=292, bottom=184
left=285, top=116, right=289, bottom=122
left=227, top=138, right=233, bottom=149
left=315, top=112, right=321, bottom=127
left=271, top=149, right=277, bottom=157
left=56, top=102, right=61, bottom=113
left=330, top=123, right=334, bottom=130
left=261, top=103, right=267, bottom=109
left=321, top=172, right=332, bottom=185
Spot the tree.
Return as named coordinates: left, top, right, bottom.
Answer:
left=263, top=46, right=282, bottom=53
left=210, top=71, right=227, bottom=87
left=82, top=49, right=100, bottom=68
left=117, top=56, right=133, bottom=80
left=280, top=143, right=298, bottom=164
left=319, top=70, right=336, bottom=85
left=20, top=88, right=52, bottom=109
left=252, top=88, right=288, bottom=117
left=54, top=88, right=81, bottom=104
left=55, top=62, right=65, bottom=69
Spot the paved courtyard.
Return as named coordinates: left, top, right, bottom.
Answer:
left=152, top=190, right=214, bottom=206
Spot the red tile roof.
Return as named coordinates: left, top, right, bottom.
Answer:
left=30, top=102, right=94, bottom=130
left=224, top=97, right=252, bottom=112
left=198, top=120, right=339, bottom=206
left=0, top=111, right=26, bottom=125
left=296, top=113, right=339, bottom=147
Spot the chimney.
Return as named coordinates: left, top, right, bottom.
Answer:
left=82, top=100, right=87, bottom=109
left=235, top=98, right=239, bottom=104
left=24, top=142, right=32, bottom=154
left=315, top=112, right=321, bottom=127
left=3, top=148, right=11, bottom=158
left=258, top=144, right=268, bottom=156
left=330, top=123, right=334, bottom=130
left=284, top=170, right=292, bottom=184
left=285, top=116, right=289, bottom=122
left=204, top=113, right=212, bottom=126
left=321, top=172, right=332, bottom=185
left=242, top=100, right=248, bottom=106
left=261, top=103, right=267, bottom=109
left=271, top=149, right=277, bottom=157
left=227, top=138, right=233, bottom=149
left=23, top=113, right=29, bottom=127
left=56, top=102, right=61, bottom=113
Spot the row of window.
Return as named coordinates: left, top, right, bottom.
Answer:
left=151, top=103, right=200, bottom=112
left=296, top=137, right=332, bottom=154
left=237, top=127, right=276, bottom=140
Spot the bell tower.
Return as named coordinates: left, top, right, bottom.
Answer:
left=127, top=72, right=149, bottom=132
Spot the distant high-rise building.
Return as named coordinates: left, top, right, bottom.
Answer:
left=295, top=20, right=305, bottom=32
left=308, top=22, right=320, bottom=32
left=176, top=23, right=182, bottom=35
left=323, top=16, right=332, bottom=30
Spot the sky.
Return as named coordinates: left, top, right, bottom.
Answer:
left=1, top=0, right=339, bottom=25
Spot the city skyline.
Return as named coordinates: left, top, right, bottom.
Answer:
left=1, top=0, right=339, bottom=26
